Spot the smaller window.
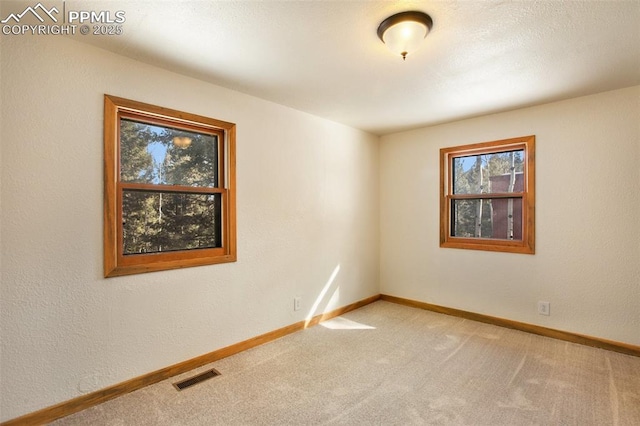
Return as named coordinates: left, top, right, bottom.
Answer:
left=440, top=136, right=535, bottom=254
left=104, top=95, right=237, bottom=277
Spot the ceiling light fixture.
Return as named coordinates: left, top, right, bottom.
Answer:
left=377, top=11, right=433, bottom=60
left=173, top=136, right=192, bottom=148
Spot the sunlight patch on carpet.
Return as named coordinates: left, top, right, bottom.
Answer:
left=320, top=317, right=376, bottom=330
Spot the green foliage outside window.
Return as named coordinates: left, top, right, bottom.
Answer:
left=120, top=119, right=221, bottom=254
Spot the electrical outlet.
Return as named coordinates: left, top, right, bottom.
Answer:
left=538, top=301, right=550, bottom=316
left=294, top=297, right=301, bottom=311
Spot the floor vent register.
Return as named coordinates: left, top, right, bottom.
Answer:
left=173, top=368, right=221, bottom=391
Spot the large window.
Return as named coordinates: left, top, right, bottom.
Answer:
left=440, top=136, right=535, bottom=254
left=104, top=95, right=236, bottom=277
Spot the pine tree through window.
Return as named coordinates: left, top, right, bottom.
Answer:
left=440, top=136, right=535, bottom=254
left=104, top=96, right=237, bottom=277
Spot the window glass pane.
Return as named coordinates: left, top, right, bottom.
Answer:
left=451, top=198, right=522, bottom=240
left=122, top=190, right=222, bottom=254
left=120, top=119, right=218, bottom=187
left=453, top=150, right=524, bottom=194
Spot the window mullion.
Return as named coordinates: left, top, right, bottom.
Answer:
left=119, top=182, right=223, bottom=194
left=449, top=192, right=524, bottom=200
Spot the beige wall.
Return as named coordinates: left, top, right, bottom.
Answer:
left=0, top=36, right=379, bottom=421
left=380, top=86, right=640, bottom=346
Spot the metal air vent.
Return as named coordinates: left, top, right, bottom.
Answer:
left=173, top=368, right=220, bottom=391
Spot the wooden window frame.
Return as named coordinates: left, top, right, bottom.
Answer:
left=440, top=135, right=535, bottom=254
left=104, top=95, right=237, bottom=277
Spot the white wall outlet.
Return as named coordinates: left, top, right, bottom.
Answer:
left=538, top=301, right=550, bottom=316
left=294, top=297, right=301, bottom=311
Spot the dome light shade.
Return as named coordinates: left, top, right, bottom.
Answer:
left=173, top=136, right=192, bottom=148
left=377, top=11, right=433, bottom=60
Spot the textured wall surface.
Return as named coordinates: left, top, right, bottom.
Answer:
left=0, top=35, right=379, bottom=421
left=380, top=86, right=640, bottom=346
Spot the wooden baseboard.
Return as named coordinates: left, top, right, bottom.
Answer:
left=1, top=294, right=381, bottom=426
left=379, top=294, right=640, bottom=358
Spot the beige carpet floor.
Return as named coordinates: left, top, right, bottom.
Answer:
left=52, top=301, right=640, bottom=425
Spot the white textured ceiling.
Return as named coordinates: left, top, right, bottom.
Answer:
left=66, top=1, right=640, bottom=134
